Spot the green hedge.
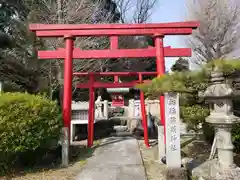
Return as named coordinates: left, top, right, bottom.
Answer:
left=0, top=92, right=62, bottom=172
left=180, top=105, right=210, bottom=131
left=202, top=121, right=240, bottom=152
left=180, top=104, right=240, bottom=151
left=231, top=124, right=240, bottom=152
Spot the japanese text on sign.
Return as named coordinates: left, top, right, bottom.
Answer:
left=167, top=93, right=179, bottom=151
left=165, top=92, right=181, bottom=168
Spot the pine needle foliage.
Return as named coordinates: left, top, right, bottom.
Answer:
left=137, top=59, right=240, bottom=97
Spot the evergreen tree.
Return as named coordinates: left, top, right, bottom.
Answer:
left=171, top=57, right=189, bottom=72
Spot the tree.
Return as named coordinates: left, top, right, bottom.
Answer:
left=186, top=0, right=240, bottom=64
left=0, top=0, right=42, bottom=92
left=0, top=0, right=28, bottom=31
left=171, top=57, right=189, bottom=72
left=0, top=31, right=12, bottom=48
left=26, top=0, right=157, bottom=88
left=116, top=0, right=156, bottom=24
left=0, top=0, right=157, bottom=95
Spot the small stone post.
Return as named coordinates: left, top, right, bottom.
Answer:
left=0, top=81, right=2, bottom=92
left=165, top=92, right=181, bottom=168
left=62, top=127, right=69, bottom=167
left=158, top=125, right=166, bottom=162
left=192, top=71, right=240, bottom=180
left=128, top=99, right=135, bottom=118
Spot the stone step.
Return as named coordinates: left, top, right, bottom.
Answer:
left=110, top=131, right=132, bottom=136
left=108, top=117, right=129, bottom=126
left=113, top=125, right=128, bottom=132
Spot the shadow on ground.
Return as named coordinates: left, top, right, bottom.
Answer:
left=1, top=136, right=139, bottom=179
left=181, top=136, right=240, bottom=177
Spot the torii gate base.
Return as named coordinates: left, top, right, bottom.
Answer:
left=29, top=21, right=199, bottom=167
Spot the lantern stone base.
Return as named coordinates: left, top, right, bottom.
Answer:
left=192, top=159, right=240, bottom=180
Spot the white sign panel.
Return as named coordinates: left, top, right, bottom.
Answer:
left=134, top=100, right=141, bottom=117
left=165, top=92, right=181, bottom=168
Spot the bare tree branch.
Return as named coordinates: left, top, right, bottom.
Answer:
left=1, top=0, right=156, bottom=95
left=186, top=0, right=240, bottom=64
left=116, top=0, right=157, bottom=23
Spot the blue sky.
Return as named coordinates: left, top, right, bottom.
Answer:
left=149, top=0, right=188, bottom=71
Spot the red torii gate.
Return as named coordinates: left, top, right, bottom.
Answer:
left=29, top=21, right=199, bottom=150
left=74, top=71, right=157, bottom=147
left=39, top=45, right=191, bottom=148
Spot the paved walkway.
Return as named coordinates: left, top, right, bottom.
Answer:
left=76, top=136, right=147, bottom=180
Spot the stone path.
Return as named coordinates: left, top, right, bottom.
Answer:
left=76, top=136, right=147, bottom=180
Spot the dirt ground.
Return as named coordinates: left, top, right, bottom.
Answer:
left=138, top=137, right=212, bottom=180
left=181, top=136, right=240, bottom=167
left=0, top=140, right=100, bottom=180
left=138, top=136, right=240, bottom=180
left=3, top=135, right=240, bottom=180
left=138, top=139, right=166, bottom=180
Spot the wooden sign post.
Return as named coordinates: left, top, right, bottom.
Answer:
left=165, top=92, right=181, bottom=168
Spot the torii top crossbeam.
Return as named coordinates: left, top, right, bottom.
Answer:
left=29, top=21, right=199, bottom=37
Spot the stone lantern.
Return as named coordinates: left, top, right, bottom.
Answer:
left=193, top=70, right=240, bottom=179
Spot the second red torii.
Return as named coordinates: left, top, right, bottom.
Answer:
left=74, top=71, right=156, bottom=147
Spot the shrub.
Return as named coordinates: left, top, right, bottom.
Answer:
left=231, top=124, right=240, bottom=152
left=202, top=121, right=240, bottom=152
left=202, top=122, right=215, bottom=144
left=180, top=104, right=240, bottom=151
left=0, top=92, right=62, bottom=172
left=180, top=105, right=210, bottom=131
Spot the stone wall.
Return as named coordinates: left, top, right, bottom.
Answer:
left=128, top=99, right=161, bottom=119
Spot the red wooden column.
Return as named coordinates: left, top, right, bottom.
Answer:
left=154, top=34, right=166, bottom=143
left=88, top=74, right=95, bottom=147
left=63, top=35, right=74, bottom=132
left=139, top=73, right=150, bottom=147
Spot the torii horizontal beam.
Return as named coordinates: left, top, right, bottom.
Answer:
left=73, top=72, right=157, bottom=76
left=30, top=21, right=199, bottom=30
left=33, top=28, right=193, bottom=37
left=76, top=80, right=151, bottom=89
left=29, top=21, right=199, bottom=37
left=38, top=47, right=191, bottom=59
